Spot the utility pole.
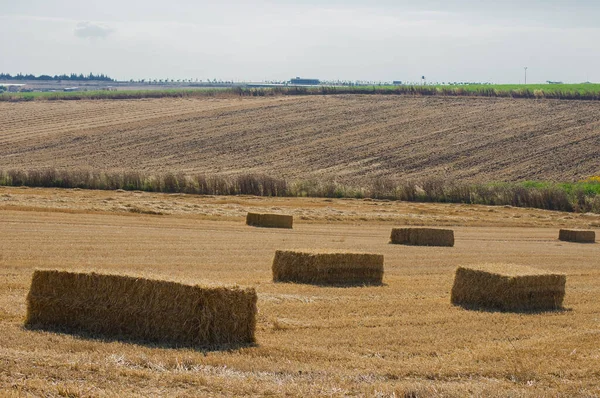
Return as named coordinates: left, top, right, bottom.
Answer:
left=524, top=67, right=528, bottom=85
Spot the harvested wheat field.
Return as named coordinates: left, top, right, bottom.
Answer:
left=1, top=188, right=600, bottom=396
left=2, top=95, right=600, bottom=182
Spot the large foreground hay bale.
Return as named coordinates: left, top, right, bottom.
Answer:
left=25, top=270, right=257, bottom=347
left=246, top=212, right=293, bottom=229
left=390, top=228, right=454, bottom=247
left=272, top=250, right=384, bottom=285
left=559, top=229, right=595, bottom=243
left=451, top=264, right=565, bottom=312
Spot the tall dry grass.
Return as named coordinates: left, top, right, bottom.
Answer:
left=0, top=168, right=598, bottom=214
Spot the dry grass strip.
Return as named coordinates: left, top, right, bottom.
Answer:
left=272, top=250, right=384, bottom=286
left=390, top=227, right=454, bottom=247
left=559, top=229, right=595, bottom=243
left=25, top=270, right=257, bottom=347
left=246, top=213, right=293, bottom=229
left=451, top=263, right=566, bottom=312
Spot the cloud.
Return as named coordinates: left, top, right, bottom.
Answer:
left=74, top=21, right=114, bottom=39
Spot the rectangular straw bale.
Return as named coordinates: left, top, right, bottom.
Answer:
left=451, top=263, right=565, bottom=312
left=272, top=250, right=383, bottom=285
left=246, top=212, right=293, bottom=229
left=390, top=227, right=454, bottom=247
left=559, top=229, right=595, bottom=243
left=25, top=270, right=257, bottom=347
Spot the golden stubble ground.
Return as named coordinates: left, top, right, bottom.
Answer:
left=1, top=187, right=600, bottom=397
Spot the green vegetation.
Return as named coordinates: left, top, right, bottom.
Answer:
left=316, top=83, right=600, bottom=100
left=0, top=72, right=114, bottom=81
left=520, top=180, right=600, bottom=196
left=436, top=83, right=600, bottom=95
left=1, top=169, right=599, bottom=214
left=2, top=83, right=600, bottom=102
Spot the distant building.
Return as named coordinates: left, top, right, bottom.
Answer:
left=3, top=83, right=27, bottom=92
left=392, top=81, right=403, bottom=85
left=63, top=87, right=80, bottom=92
left=290, top=77, right=320, bottom=85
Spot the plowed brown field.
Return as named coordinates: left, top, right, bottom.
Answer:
left=2, top=95, right=599, bottom=182
left=1, top=189, right=600, bottom=396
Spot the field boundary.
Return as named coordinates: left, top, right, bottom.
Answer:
left=3, top=84, right=600, bottom=102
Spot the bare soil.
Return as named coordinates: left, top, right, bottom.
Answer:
left=2, top=95, right=599, bottom=182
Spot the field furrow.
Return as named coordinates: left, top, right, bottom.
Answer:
left=1, top=95, right=599, bottom=182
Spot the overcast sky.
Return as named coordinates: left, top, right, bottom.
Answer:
left=1, top=0, right=599, bottom=83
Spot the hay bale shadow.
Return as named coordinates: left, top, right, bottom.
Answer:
left=558, top=241, right=597, bottom=244
left=452, top=303, right=572, bottom=315
left=23, top=324, right=257, bottom=352
left=274, top=280, right=387, bottom=288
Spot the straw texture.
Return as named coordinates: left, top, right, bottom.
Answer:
left=559, top=229, right=595, bottom=243
left=272, top=250, right=384, bottom=285
left=25, top=270, right=257, bottom=347
left=246, top=213, right=293, bottom=229
left=450, top=263, right=566, bottom=312
left=390, top=228, right=454, bottom=247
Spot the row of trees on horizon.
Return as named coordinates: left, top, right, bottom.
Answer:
left=0, top=73, right=114, bottom=82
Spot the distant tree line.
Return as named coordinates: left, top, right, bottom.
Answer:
left=0, top=73, right=114, bottom=82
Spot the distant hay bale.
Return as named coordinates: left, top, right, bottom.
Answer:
left=558, top=229, right=595, bottom=243
left=25, top=270, right=257, bottom=347
left=246, top=212, right=293, bottom=229
left=272, top=250, right=384, bottom=285
left=390, top=228, right=454, bottom=247
left=450, top=263, right=566, bottom=312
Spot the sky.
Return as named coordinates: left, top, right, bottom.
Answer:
left=1, top=0, right=599, bottom=83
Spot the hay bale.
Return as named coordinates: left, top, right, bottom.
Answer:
left=450, top=263, right=565, bottom=312
left=390, top=228, right=454, bottom=247
left=558, top=229, right=595, bottom=243
left=246, top=212, right=293, bottom=229
left=25, top=270, right=257, bottom=347
left=272, top=250, right=383, bottom=285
